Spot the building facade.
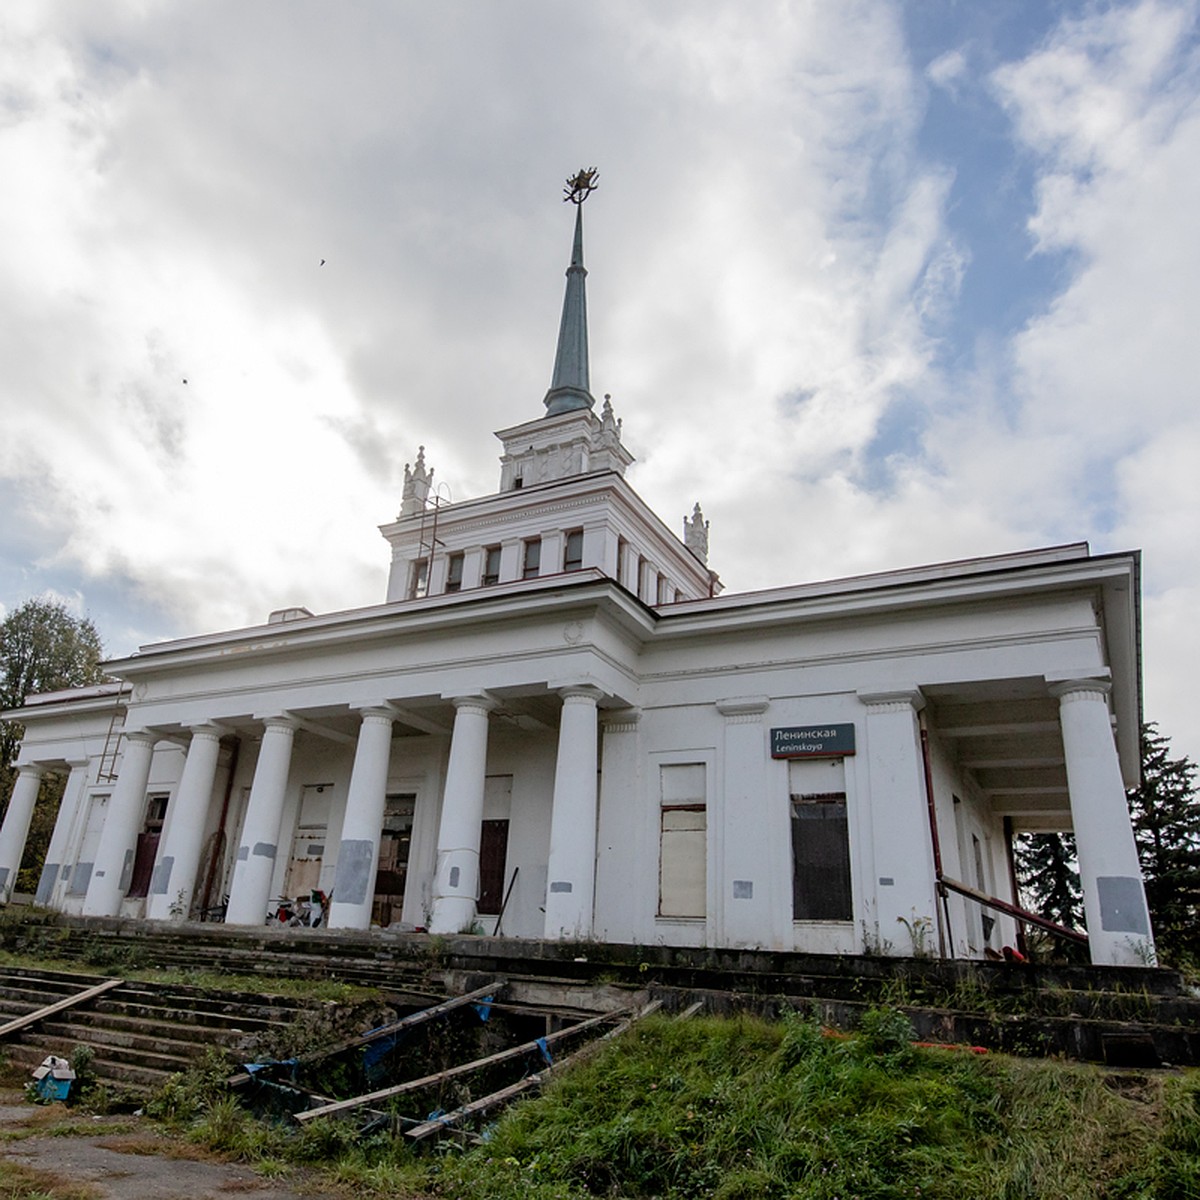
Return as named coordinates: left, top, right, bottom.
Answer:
left=0, top=185, right=1153, bottom=966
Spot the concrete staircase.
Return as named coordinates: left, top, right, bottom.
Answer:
left=0, top=914, right=1196, bottom=1086
left=0, top=964, right=384, bottom=1094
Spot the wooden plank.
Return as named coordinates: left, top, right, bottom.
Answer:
left=295, top=1005, right=632, bottom=1123
left=0, top=978, right=124, bottom=1039
left=405, top=1000, right=663, bottom=1142
left=229, top=980, right=504, bottom=1087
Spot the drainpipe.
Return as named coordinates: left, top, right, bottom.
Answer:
left=918, top=716, right=953, bottom=959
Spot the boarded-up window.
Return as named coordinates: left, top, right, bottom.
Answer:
left=659, top=763, right=706, bottom=918
left=790, top=757, right=852, bottom=921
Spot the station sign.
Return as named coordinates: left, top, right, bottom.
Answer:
left=770, top=723, right=856, bottom=759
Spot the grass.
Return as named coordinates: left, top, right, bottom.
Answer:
left=0, top=1161, right=100, bottom=1200
left=129, top=1006, right=1200, bottom=1200
left=0, top=946, right=380, bottom=1004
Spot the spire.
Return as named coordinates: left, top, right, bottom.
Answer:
left=544, top=168, right=598, bottom=417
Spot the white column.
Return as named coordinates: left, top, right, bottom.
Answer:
left=0, top=766, right=43, bottom=903
left=581, top=521, right=610, bottom=573
left=36, top=760, right=89, bottom=907
left=541, top=529, right=566, bottom=575
left=715, top=697, right=775, bottom=949
left=544, top=686, right=602, bottom=939
left=498, top=539, right=522, bottom=584
left=429, top=697, right=493, bottom=934
left=461, top=546, right=485, bottom=590
left=620, top=542, right=640, bottom=593
left=145, top=724, right=223, bottom=921
left=328, top=708, right=395, bottom=931
left=1051, top=680, right=1154, bottom=966
left=225, top=717, right=298, bottom=926
left=83, top=730, right=157, bottom=917
left=859, top=690, right=938, bottom=957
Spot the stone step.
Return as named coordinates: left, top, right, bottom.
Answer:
left=4, top=1039, right=179, bottom=1092
left=36, top=1015, right=242, bottom=1060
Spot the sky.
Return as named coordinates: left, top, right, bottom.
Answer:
left=1, top=1, right=1198, bottom=767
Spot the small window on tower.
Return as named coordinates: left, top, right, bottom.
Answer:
left=409, top=559, right=429, bottom=599
left=523, top=538, right=542, bottom=579
left=564, top=529, right=584, bottom=572
left=482, top=545, right=501, bottom=586
left=445, top=552, right=464, bottom=593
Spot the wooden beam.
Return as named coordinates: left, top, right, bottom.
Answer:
left=404, top=1000, right=663, bottom=1142
left=0, top=977, right=124, bottom=1039
left=295, top=1005, right=632, bottom=1123
left=230, top=980, right=504, bottom=1087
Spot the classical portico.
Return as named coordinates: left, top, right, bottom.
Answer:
left=0, top=176, right=1156, bottom=969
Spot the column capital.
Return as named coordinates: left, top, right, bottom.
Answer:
left=449, top=694, right=499, bottom=716
left=187, top=722, right=226, bottom=740
left=559, top=684, right=604, bottom=705
left=262, top=715, right=300, bottom=733
left=355, top=706, right=396, bottom=724
left=858, top=687, right=925, bottom=713
left=14, top=764, right=44, bottom=782
left=1049, top=678, right=1112, bottom=704
left=123, top=729, right=159, bottom=748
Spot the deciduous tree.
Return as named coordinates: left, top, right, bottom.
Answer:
left=0, top=598, right=107, bottom=891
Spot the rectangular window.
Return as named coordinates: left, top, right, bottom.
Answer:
left=789, top=757, right=851, bottom=921
left=523, top=538, right=541, bottom=579
left=482, top=546, right=501, bottom=586
left=659, top=763, right=707, bottom=918
left=445, top=552, right=464, bottom=593
left=409, top=558, right=429, bottom=599
left=563, top=529, right=584, bottom=572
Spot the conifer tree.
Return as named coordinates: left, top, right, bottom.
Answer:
left=1127, top=723, right=1200, bottom=963
left=1014, top=831, right=1083, bottom=931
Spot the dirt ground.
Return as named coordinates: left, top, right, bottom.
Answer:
left=0, top=1091, right=344, bottom=1200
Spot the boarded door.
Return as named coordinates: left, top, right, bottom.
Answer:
left=285, top=784, right=332, bottom=898
left=372, top=792, right=415, bottom=927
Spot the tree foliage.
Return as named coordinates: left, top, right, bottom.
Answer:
left=1127, top=723, right=1200, bottom=964
left=1014, top=831, right=1084, bottom=933
left=0, top=597, right=107, bottom=891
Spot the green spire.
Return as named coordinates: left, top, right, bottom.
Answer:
left=544, top=170, right=598, bottom=417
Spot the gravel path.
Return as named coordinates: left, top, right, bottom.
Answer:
left=0, top=1093, right=342, bottom=1199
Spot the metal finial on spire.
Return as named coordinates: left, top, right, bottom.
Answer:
left=564, top=167, right=599, bottom=205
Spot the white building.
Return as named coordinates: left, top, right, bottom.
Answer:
left=0, top=180, right=1153, bottom=966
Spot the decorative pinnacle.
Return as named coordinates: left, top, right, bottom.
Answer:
left=564, top=167, right=599, bottom=205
